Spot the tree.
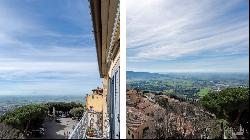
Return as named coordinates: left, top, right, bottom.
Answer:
left=0, top=104, right=47, bottom=136
left=0, top=123, right=25, bottom=139
left=200, top=87, right=249, bottom=138
left=69, top=107, right=85, bottom=120
left=155, top=96, right=169, bottom=109
left=45, top=102, right=83, bottom=116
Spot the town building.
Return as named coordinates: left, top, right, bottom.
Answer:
left=127, top=89, right=141, bottom=106
left=90, top=0, right=120, bottom=138
left=126, top=107, right=152, bottom=139
left=86, top=88, right=103, bottom=113
left=69, top=0, right=120, bottom=139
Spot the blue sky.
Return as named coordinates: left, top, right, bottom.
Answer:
left=127, top=0, right=249, bottom=73
left=0, top=0, right=101, bottom=95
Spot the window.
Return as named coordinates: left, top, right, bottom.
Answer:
left=128, top=130, right=130, bottom=135
left=92, top=95, right=94, bottom=99
left=143, top=127, right=149, bottom=137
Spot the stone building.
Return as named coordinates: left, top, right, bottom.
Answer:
left=86, top=88, right=103, bottom=113
left=126, top=107, right=152, bottom=139
left=127, top=89, right=141, bottom=106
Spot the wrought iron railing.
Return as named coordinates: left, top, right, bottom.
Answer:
left=68, top=112, right=88, bottom=139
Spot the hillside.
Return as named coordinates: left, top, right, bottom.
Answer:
left=127, top=71, right=249, bottom=81
left=126, top=71, right=249, bottom=100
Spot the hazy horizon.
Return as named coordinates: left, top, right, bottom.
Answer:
left=127, top=70, right=249, bottom=74
left=0, top=92, right=88, bottom=96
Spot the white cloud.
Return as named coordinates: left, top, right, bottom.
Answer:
left=0, top=1, right=101, bottom=95
left=0, top=61, right=98, bottom=73
left=127, top=55, right=249, bottom=73
left=126, top=0, right=249, bottom=62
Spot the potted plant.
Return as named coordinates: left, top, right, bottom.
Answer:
left=87, top=128, right=94, bottom=137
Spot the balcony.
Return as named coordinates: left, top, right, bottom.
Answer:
left=69, top=110, right=108, bottom=139
left=68, top=112, right=88, bottom=139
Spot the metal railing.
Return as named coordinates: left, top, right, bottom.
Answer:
left=68, top=112, right=88, bottom=139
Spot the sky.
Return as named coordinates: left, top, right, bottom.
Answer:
left=0, top=0, right=101, bottom=95
left=127, top=0, right=249, bottom=73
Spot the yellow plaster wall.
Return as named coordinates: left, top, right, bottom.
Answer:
left=86, top=93, right=103, bottom=113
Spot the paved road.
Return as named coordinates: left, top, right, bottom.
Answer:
left=41, top=117, right=79, bottom=139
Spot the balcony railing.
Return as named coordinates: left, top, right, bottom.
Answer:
left=68, top=112, right=88, bottom=139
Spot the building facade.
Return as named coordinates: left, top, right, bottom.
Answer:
left=85, top=88, right=103, bottom=113
left=90, top=0, right=120, bottom=139
left=69, top=0, right=120, bottom=139
left=126, top=107, right=151, bottom=139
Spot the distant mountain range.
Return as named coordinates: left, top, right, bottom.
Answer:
left=126, top=71, right=162, bottom=80
left=127, top=71, right=249, bottom=81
